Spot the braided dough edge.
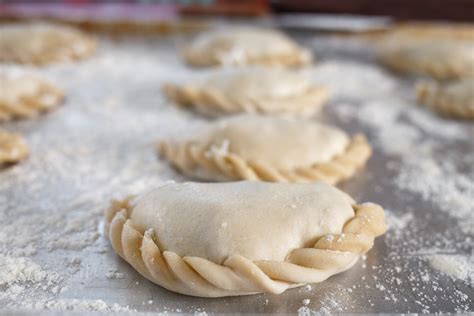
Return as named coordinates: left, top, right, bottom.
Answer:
left=0, top=129, right=29, bottom=165
left=162, top=82, right=328, bottom=118
left=159, top=134, right=372, bottom=185
left=416, top=82, right=474, bottom=120
left=0, top=80, right=64, bottom=122
left=104, top=197, right=387, bottom=297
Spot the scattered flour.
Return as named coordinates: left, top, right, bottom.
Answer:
left=1, top=31, right=472, bottom=314
left=428, top=255, right=474, bottom=281
left=0, top=255, right=61, bottom=288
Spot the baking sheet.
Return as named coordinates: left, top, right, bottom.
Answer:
left=0, top=22, right=473, bottom=314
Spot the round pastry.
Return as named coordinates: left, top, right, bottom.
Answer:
left=0, top=73, right=64, bottom=122
left=163, top=67, right=328, bottom=117
left=376, top=24, right=474, bottom=79
left=0, top=23, right=96, bottom=65
left=104, top=181, right=387, bottom=297
left=159, top=115, right=372, bottom=184
left=416, top=78, right=474, bottom=120
left=183, top=27, right=312, bottom=67
left=0, top=129, right=28, bottom=166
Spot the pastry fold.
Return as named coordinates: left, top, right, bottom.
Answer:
left=104, top=189, right=386, bottom=297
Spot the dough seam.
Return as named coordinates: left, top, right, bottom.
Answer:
left=162, top=82, right=328, bottom=117
left=104, top=199, right=386, bottom=297
left=159, top=134, right=372, bottom=184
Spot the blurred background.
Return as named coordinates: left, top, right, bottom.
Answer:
left=0, top=0, right=472, bottom=34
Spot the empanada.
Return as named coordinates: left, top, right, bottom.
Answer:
left=183, top=27, right=312, bottom=67
left=0, top=23, right=96, bottom=65
left=0, top=129, right=28, bottom=166
left=0, top=73, right=64, bottom=122
left=159, top=115, right=371, bottom=184
left=104, top=181, right=387, bottom=297
left=163, top=68, right=328, bottom=117
left=416, top=78, right=474, bottom=120
left=376, top=24, right=474, bottom=79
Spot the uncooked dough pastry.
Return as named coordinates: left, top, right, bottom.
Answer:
left=159, top=115, right=371, bottom=184
left=376, top=24, right=474, bottom=79
left=416, top=79, right=474, bottom=120
left=104, top=181, right=387, bottom=297
left=0, top=129, right=28, bottom=165
left=163, top=68, right=328, bottom=117
left=0, top=73, right=64, bottom=121
left=183, top=27, right=312, bottom=67
left=0, top=23, right=96, bottom=65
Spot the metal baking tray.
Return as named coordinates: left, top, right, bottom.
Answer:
left=1, top=19, right=472, bottom=314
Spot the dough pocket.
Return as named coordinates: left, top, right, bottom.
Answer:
left=104, top=181, right=387, bottom=297
left=159, top=115, right=371, bottom=184
left=163, top=67, right=328, bottom=118
left=183, top=27, right=312, bottom=67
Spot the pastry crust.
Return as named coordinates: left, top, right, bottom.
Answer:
left=416, top=79, right=474, bottom=120
left=159, top=115, right=371, bottom=184
left=104, top=181, right=387, bottom=297
left=376, top=24, right=474, bottom=79
left=183, top=28, right=312, bottom=67
left=0, top=23, right=96, bottom=65
left=0, top=129, right=28, bottom=165
left=0, top=73, right=64, bottom=122
left=163, top=68, right=328, bottom=118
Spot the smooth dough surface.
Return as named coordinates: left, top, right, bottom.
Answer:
left=376, top=25, right=474, bottom=79
left=184, top=27, right=311, bottom=67
left=0, top=73, right=63, bottom=121
left=417, top=78, right=474, bottom=119
left=187, top=115, right=349, bottom=170
left=202, top=68, right=311, bottom=99
left=130, top=181, right=355, bottom=264
left=0, top=129, right=28, bottom=165
left=163, top=67, right=328, bottom=117
left=0, top=23, right=96, bottom=65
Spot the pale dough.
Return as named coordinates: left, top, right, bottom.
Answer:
left=159, top=115, right=372, bottom=184
left=105, top=181, right=387, bottom=297
left=0, top=129, right=28, bottom=165
left=416, top=78, right=474, bottom=120
left=163, top=67, right=328, bottom=117
left=0, top=73, right=64, bottom=121
left=183, top=27, right=312, bottom=67
left=0, top=23, right=96, bottom=65
left=376, top=24, right=474, bottom=79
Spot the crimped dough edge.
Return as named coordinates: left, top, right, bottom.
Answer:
left=159, top=134, right=372, bottom=185
left=416, top=81, right=474, bottom=120
left=0, top=129, right=29, bottom=165
left=0, top=77, right=64, bottom=122
left=183, top=46, right=312, bottom=68
left=162, top=82, right=328, bottom=118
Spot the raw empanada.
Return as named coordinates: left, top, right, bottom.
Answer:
left=0, top=73, right=64, bottom=122
left=159, top=115, right=371, bottom=184
left=0, top=129, right=28, bottom=166
left=183, top=27, right=312, bottom=67
left=376, top=24, right=474, bottom=79
left=163, top=68, right=328, bottom=117
left=416, top=78, right=474, bottom=120
left=104, top=181, right=387, bottom=297
left=0, top=23, right=96, bottom=65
